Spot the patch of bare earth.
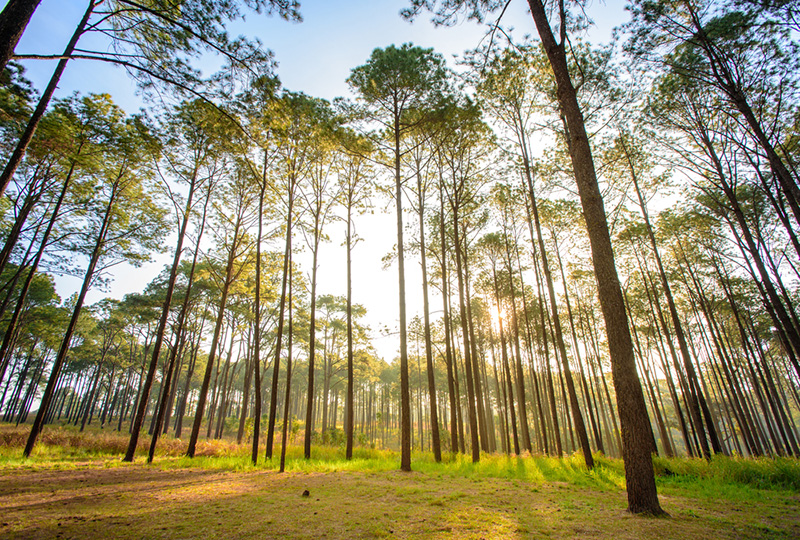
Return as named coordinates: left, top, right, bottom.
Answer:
left=0, top=464, right=798, bottom=539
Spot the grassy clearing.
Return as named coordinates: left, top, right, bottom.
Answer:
left=1, top=424, right=799, bottom=538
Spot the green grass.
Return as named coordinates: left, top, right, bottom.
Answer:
left=3, top=424, right=800, bottom=496
left=2, top=424, right=800, bottom=538
left=653, top=454, right=800, bottom=491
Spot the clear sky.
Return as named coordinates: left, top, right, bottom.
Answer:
left=12, top=0, right=628, bottom=361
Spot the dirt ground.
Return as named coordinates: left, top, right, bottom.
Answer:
left=0, top=463, right=798, bottom=539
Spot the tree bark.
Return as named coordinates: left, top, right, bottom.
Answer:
left=452, top=208, right=480, bottom=462
left=416, top=172, right=442, bottom=462
left=394, top=110, right=412, bottom=472
left=0, top=0, right=41, bottom=73
left=186, top=213, right=243, bottom=457
left=266, top=184, right=292, bottom=460
left=279, top=253, right=294, bottom=472
left=527, top=0, right=662, bottom=513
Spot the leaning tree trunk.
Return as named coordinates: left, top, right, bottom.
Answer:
left=0, top=1, right=94, bottom=197
left=23, top=183, right=116, bottom=457
left=186, top=216, right=242, bottom=458
left=527, top=158, right=593, bottom=469
left=530, top=233, right=562, bottom=456
left=527, top=0, right=662, bottom=514
left=0, top=0, right=42, bottom=73
left=128, top=170, right=198, bottom=462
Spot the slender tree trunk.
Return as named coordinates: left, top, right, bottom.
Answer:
left=251, top=173, right=266, bottom=464
left=186, top=215, right=243, bottom=457
left=452, top=207, right=479, bottom=462
left=279, top=254, right=293, bottom=472
left=394, top=111, right=412, bottom=472
left=345, top=197, right=355, bottom=459
left=528, top=176, right=593, bottom=468
left=267, top=184, right=293, bottom=459
left=128, top=171, right=198, bottom=462
left=417, top=175, right=441, bottom=461
left=304, top=215, right=320, bottom=459
left=557, top=244, right=604, bottom=454
left=438, top=182, right=459, bottom=453
left=531, top=234, right=562, bottom=456
left=23, top=183, right=116, bottom=457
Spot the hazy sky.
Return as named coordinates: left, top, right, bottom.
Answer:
left=14, top=0, right=627, bottom=361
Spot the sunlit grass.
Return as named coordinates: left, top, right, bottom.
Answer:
left=653, top=454, right=800, bottom=493
left=2, top=423, right=799, bottom=497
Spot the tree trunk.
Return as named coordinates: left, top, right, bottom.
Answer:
left=527, top=0, right=662, bottom=513
left=0, top=0, right=41, bottom=73
left=186, top=213, right=242, bottom=457
left=345, top=198, right=355, bottom=459
left=266, top=182, right=293, bottom=460
left=0, top=1, right=94, bottom=197
left=279, top=254, right=294, bottom=472
left=23, top=181, right=116, bottom=457
left=129, top=170, right=199, bottom=462
left=393, top=111, right=412, bottom=472
left=452, top=207, right=479, bottom=462
left=438, top=181, right=459, bottom=453
left=305, top=213, right=320, bottom=459
left=250, top=168, right=267, bottom=463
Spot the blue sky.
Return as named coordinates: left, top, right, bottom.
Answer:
left=12, top=0, right=628, bottom=360
left=16, top=0, right=626, bottom=109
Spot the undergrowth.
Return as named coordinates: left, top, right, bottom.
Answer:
left=2, top=423, right=798, bottom=495
left=653, top=454, right=800, bottom=491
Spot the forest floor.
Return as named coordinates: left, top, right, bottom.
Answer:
left=1, top=426, right=799, bottom=539
left=1, top=458, right=799, bottom=539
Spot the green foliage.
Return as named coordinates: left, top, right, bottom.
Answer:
left=0, top=62, right=34, bottom=152
left=348, top=43, right=449, bottom=164
left=653, top=455, right=800, bottom=491
left=78, top=1, right=301, bottom=101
